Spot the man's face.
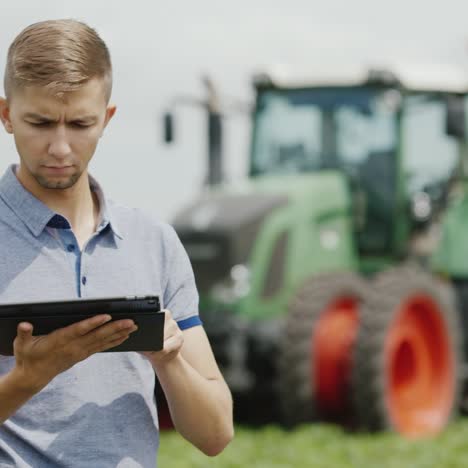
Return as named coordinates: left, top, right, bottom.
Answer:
left=0, top=78, right=115, bottom=191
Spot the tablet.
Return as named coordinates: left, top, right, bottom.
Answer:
left=0, top=295, right=164, bottom=355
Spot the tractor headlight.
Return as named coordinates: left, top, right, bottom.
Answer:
left=211, top=264, right=251, bottom=304
left=411, top=191, right=432, bottom=222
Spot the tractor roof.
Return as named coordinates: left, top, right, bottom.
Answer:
left=253, top=63, right=468, bottom=94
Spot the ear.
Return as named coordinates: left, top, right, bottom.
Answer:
left=0, top=98, right=13, bottom=134
left=101, top=104, right=116, bottom=135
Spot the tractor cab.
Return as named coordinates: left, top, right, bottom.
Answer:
left=250, top=67, right=467, bottom=264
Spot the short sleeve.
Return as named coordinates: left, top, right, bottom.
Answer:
left=161, top=225, right=201, bottom=329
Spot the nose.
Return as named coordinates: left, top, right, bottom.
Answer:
left=48, top=125, right=72, bottom=159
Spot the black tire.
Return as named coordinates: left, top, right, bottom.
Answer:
left=352, top=266, right=463, bottom=435
left=277, top=271, right=369, bottom=426
left=451, top=278, right=468, bottom=362
left=451, top=278, right=468, bottom=413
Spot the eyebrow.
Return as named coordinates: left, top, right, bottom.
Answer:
left=23, top=113, right=54, bottom=121
left=23, top=112, right=98, bottom=123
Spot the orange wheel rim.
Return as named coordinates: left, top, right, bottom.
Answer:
left=385, top=294, right=455, bottom=437
left=312, top=297, right=359, bottom=418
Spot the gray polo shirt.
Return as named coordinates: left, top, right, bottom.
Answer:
left=0, top=165, right=201, bottom=468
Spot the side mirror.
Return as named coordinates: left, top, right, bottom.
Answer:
left=163, top=112, right=175, bottom=143
left=445, top=95, right=466, bottom=139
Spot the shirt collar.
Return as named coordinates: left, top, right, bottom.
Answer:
left=0, top=165, right=123, bottom=239
left=88, top=173, right=123, bottom=239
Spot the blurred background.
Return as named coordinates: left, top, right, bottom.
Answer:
left=1, top=0, right=468, bottom=221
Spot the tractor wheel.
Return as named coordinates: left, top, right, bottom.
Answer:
left=352, top=266, right=463, bottom=437
left=277, top=272, right=369, bottom=426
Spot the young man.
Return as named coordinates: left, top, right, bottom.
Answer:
left=0, top=19, right=233, bottom=467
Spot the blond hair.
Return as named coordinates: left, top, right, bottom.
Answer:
left=4, top=19, right=112, bottom=101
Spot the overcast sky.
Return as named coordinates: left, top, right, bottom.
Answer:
left=1, top=0, right=468, bottom=220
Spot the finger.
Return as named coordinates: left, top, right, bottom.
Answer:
left=57, top=314, right=113, bottom=342
left=162, top=309, right=173, bottom=323
left=13, top=322, right=34, bottom=355
left=98, top=325, right=138, bottom=347
left=164, top=319, right=180, bottom=337
left=161, top=333, right=184, bottom=354
left=101, top=334, right=131, bottom=351
left=16, top=322, right=33, bottom=343
left=160, top=311, right=179, bottom=338
left=89, top=329, right=135, bottom=354
left=145, top=334, right=183, bottom=364
left=80, top=319, right=136, bottom=348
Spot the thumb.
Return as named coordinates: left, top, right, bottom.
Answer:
left=16, top=322, right=33, bottom=343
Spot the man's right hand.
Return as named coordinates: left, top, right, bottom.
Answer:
left=12, top=314, right=138, bottom=391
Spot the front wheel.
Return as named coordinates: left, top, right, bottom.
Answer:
left=277, top=272, right=369, bottom=426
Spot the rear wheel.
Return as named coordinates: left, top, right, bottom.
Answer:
left=352, top=267, right=463, bottom=437
left=277, top=272, right=369, bottom=425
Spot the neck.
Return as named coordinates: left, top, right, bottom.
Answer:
left=15, top=166, right=99, bottom=235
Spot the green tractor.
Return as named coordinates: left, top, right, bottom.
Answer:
left=164, top=67, right=468, bottom=438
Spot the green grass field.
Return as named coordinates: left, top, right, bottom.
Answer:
left=158, top=419, right=468, bottom=468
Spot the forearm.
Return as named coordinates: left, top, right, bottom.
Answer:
left=155, top=354, right=233, bottom=456
left=0, top=367, right=43, bottom=425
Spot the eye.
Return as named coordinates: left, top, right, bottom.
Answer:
left=70, top=122, right=92, bottom=129
left=27, top=121, right=52, bottom=127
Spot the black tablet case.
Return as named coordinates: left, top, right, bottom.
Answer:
left=0, top=296, right=164, bottom=355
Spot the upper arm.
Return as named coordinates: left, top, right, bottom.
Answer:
left=180, top=326, right=224, bottom=381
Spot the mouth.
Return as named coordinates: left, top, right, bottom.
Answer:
left=42, top=165, right=74, bottom=175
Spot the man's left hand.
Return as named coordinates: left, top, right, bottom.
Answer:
left=140, top=309, right=183, bottom=368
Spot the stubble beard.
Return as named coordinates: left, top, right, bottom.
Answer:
left=34, top=171, right=82, bottom=190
